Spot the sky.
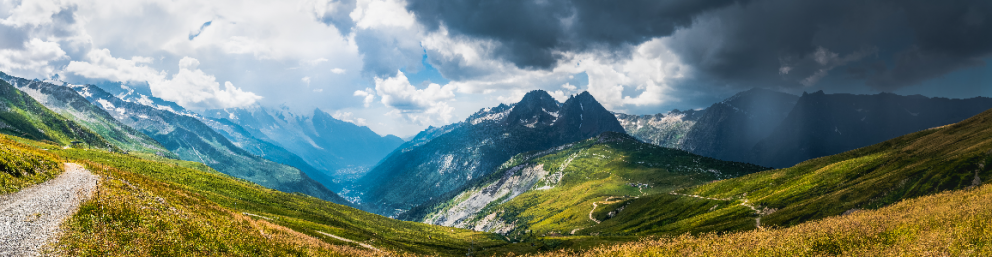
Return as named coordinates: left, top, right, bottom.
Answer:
left=1, top=0, right=991, bottom=138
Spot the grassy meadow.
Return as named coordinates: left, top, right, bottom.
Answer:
left=0, top=135, right=63, bottom=194
left=48, top=148, right=511, bottom=256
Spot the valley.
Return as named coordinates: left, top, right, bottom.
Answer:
left=0, top=71, right=990, bottom=256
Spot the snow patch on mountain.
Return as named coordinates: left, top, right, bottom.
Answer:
left=96, top=99, right=115, bottom=110
left=471, top=106, right=513, bottom=125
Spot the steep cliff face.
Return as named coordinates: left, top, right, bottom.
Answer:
left=358, top=90, right=625, bottom=217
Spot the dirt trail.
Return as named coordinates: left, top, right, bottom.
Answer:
left=572, top=183, right=651, bottom=235
left=739, top=199, right=765, bottom=228
left=240, top=212, right=381, bottom=252
left=316, top=231, right=380, bottom=252
left=0, top=163, right=98, bottom=256
left=588, top=202, right=602, bottom=224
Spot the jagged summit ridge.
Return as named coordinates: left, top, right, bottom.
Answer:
left=503, top=90, right=561, bottom=127
left=554, top=91, right=626, bottom=141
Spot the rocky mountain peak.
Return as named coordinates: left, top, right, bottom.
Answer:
left=503, top=90, right=561, bottom=127
left=553, top=91, right=625, bottom=141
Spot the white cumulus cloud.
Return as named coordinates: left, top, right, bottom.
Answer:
left=67, top=51, right=262, bottom=109
left=372, top=70, right=456, bottom=125
left=353, top=88, right=375, bottom=107
left=0, top=39, right=68, bottom=79
left=65, top=48, right=164, bottom=83
left=350, top=0, right=416, bottom=29
left=152, top=57, right=262, bottom=109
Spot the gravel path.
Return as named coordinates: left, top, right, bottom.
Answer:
left=0, top=163, right=98, bottom=256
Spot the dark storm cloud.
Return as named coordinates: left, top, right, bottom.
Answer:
left=866, top=1, right=992, bottom=91
left=406, top=0, right=741, bottom=69
left=667, top=0, right=992, bottom=91
left=404, top=0, right=992, bottom=93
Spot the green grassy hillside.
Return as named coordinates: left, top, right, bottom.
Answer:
left=412, top=132, right=767, bottom=239
left=534, top=178, right=992, bottom=256
left=0, top=135, right=63, bottom=194
left=667, top=108, right=992, bottom=231
left=50, top=147, right=510, bottom=256
left=0, top=79, right=113, bottom=150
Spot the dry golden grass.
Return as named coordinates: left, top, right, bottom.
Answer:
left=528, top=182, right=992, bottom=256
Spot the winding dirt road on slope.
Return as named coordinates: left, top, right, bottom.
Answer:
left=571, top=195, right=637, bottom=235
left=0, top=163, right=98, bottom=256
left=669, top=192, right=765, bottom=228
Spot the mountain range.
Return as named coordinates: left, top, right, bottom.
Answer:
left=358, top=90, right=626, bottom=217
left=408, top=131, right=767, bottom=237
left=400, top=92, right=992, bottom=242
left=750, top=90, right=992, bottom=167
left=614, top=109, right=704, bottom=149
left=0, top=75, right=112, bottom=150
left=67, top=81, right=349, bottom=205
left=618, top=88, right=992, bottom=168
left=0, top=72, right=171, bottom=156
